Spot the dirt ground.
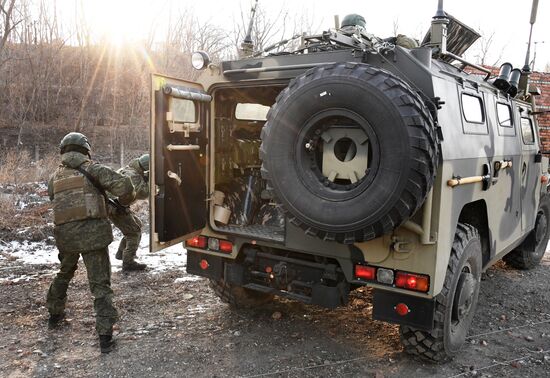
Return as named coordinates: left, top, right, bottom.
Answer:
left=0, top=182, right=549, bottom=377
left=0, top=244, right=549, bottom=378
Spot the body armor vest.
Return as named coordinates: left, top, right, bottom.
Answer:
left=52, top=164, right=107, bottom=225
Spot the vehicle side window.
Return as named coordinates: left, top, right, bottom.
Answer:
left=461, top=93, right=484, bottom=123
left=521, top=117, right=535, bottom=144
left=496, top=103, right=513, bottom=127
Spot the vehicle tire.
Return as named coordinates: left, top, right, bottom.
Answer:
left=504, top=196, right=550, bottom=270
left=260, top=62, right=438, bottom=244
left=209, top=279, right=274, bottom=309
left=400, top=223, right=482, bottom=362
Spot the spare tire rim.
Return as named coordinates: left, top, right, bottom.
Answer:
left=295, top=108, right=380, bottom=201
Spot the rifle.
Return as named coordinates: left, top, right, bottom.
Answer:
left=76, top=165, right=129, bottom=214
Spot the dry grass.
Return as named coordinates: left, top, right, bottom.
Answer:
left=0, top=149, right=56, bottom=241
left=0, top=196, right=52, bottom=242
left=0, top=149, right=58, bottom=185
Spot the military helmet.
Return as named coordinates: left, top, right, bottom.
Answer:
left=138, top=154, right=150, bottom=171
left=59, top=132, right=91, bottom=154
left=341, top=14, right=366, bottom=29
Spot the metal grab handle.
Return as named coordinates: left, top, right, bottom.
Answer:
left=495, top=160, right=513, bottom=170
left=167, top=170, right=182, bottom=185
left=163, top=85, right=212, bottom=102
left=447, top=175, right=490, bottom=188
left=166, top=144, right=200, bottom=151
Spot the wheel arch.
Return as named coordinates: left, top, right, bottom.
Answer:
left=457, top=200, right=491, bottom=267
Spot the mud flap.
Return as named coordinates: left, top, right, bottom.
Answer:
left=372, top=289, right=435, bottom=331
left=311, top=282, right=349, bottom=309
left=186, top=250, right=223, bottom=280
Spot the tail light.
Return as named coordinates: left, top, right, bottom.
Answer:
left=219, top=240, right=233, bottom=253
left=186, top=235, right=233, bottom=254
left=354, top=264, right=430, bottom=293
left=395, top=272, right=430, bottom=292
left=355, top=265, right=376, bottom=280
left=186, top=236, right=207, bottom=248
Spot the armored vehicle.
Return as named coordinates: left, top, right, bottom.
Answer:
left=149, top=0, right=548, bottom=361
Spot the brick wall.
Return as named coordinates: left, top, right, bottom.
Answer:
left=530, top=71, right=550, bottom=152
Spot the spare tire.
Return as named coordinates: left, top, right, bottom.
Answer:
left=260, top=62, right=439, bottom=244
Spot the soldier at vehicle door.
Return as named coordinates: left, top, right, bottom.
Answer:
left=46, top=132, right=136, bottom=353
left=111, top=154, right=149, bottom=271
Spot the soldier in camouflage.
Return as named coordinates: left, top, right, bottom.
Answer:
left=112, top=154, right=149, bottom=271
left=340, top=13, right=419, bottom=49
left=46, top=132, right=135, bottom=353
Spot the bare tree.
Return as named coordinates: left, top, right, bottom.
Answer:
left=232, top=3, right=290, bottom=57
left=159, top=9, right=231, bottom=80
left=392, top=18, right=399, bottom=37
left=0, top=0, right=23, bottom=66
left=472, top=29, right=505, bottom=67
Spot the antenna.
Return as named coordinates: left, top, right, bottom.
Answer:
left=518, top=0, right=539, bottom=97
left=522, top=0, right=539, bottom=72
left=434, top=0, right=446, bottom=18
left=240, top=0, right=259, bottom=57
left=429, top=0, right=449, bottom=54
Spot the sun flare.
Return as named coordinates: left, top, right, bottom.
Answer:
left=83, top=0, right=154, bottom=46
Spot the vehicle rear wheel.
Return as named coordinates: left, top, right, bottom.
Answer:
left=400, top=223, right=482, bottom=362
left=504, top=196, right=550, bottom=270
left=209, top=279, right=274, bottom=309
left=260, top=62, right=439, bottom=244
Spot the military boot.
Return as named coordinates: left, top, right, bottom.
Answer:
left=99, top=335, right=116, bottom=353
left=115, top=239, right=126, bottom=260
left=122, top=261, right=147, bottom=271
left=48, top=312, right=65, bottom=329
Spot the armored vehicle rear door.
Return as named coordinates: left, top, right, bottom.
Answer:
left=150, top=74, right=210, bottom=252
left=517, top=104, right=540, bottom=232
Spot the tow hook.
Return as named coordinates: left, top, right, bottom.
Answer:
left=271, top=262, right=289, bottom=286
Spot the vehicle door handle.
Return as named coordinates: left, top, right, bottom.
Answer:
left=167, top=170, right=182, bottom=186
left=166, top=144, right=200, bottom=151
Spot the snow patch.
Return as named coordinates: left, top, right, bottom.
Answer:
left=108, top=232, right=188, bottom=273
left=4, top=240, right=58, bottom=265
left=1, top=231, right=191, bottom=278
left=0, top=271, right=56, bottom=283
left=174, top=276, right=203, bottom=283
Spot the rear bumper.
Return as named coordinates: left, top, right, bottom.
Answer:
left=187, top=249, right=435, bottom=331
left=186, top=249, right=349, bottom=309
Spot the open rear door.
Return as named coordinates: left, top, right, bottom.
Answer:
left=150, top=74, right=211, bottom=252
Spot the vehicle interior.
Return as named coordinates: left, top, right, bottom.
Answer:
left=211, top=85, right=287, bottom=242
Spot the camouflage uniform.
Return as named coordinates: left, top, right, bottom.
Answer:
left=46, top=150, right=135, bottom=336
left=111, top=157, right=149, bottom=266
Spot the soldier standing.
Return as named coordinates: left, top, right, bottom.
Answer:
left=46, top=132, right=135, bottom=353
left=112, top=154, right=149, bottom=271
